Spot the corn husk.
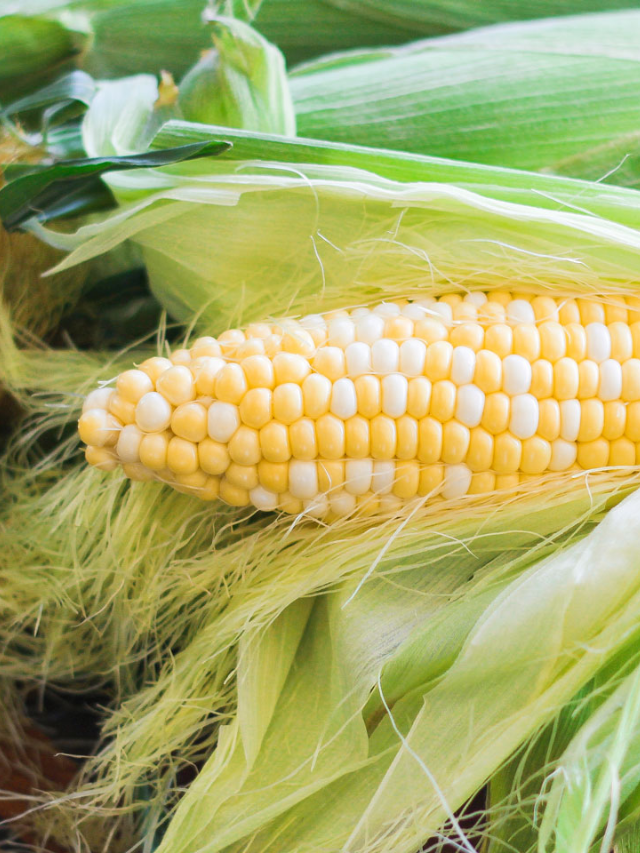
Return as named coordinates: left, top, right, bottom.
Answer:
left=179, top=15, right=295, bottom=136
left=0, top=13, right=80, bottom=102
left=5, top=126, right=640, bottom=850
left=14, top=0, right=640, bottom=72
left=289, top=11, right=640, bottom=187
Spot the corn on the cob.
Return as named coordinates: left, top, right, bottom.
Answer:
left=78, top=292, right=640, bottom=518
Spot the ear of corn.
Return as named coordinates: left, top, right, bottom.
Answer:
left=179, top=15, right=295, bottom=136
left=16, top=0, right=640, bottom=74
left=15, top=105, right=640, bottom=850
left=290, top=11, right=640, bottom=186
left=79, top=292, right=640, bottom=518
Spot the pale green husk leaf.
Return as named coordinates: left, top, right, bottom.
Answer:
left=179, top=15, right=295, bottom=136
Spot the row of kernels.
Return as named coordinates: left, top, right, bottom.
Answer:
left=85, top=427, right=640, bottom=509
left=143, top=342, right=640, bottom=424
left=177, top=295, right=640, bottom=365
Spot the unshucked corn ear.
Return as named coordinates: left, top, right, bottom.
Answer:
left=291, top=11, right=640, bottom=186
left=179, top=15, right=295, bottom=135
left=79, top=292, right=640, bottom=518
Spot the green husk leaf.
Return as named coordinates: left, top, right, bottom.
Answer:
left=21, top=0, right=640, bottom=70
left=0, top=15, right=80, bottom=103
left=34, top=150, right=640, bottom=331
left=290, top=11, right=640, bottom=187
left=154, top=490, right=640, bottom=853
left=179, top=15, right=295, bottom=136
left=0, top=139, right=230, bottom=231
left=538, top=663, right=640, bottom=852
left=1, top=69, right=95, bottom=118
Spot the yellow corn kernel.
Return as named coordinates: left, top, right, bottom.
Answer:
left=371, top=415, right=397, bottom=460
left=78, top=408, right=120, bottom=447
left=442, top=421, right=470, bottom=464
left=630, top=322, right=640, bottom=357
left=474, top=350, right=502, bottom=394
left=609, top=322, right=633, bottom=362
left=198, top=437, right=230, bottom=475
left=539, top=321, right=566, bottom=362
left=604, top=300, right=629, bottom=324
left=313, top=346, right=345, bottom=380
left=392, top=460, right=420, bottom=498
left=257, top=460, right=289, bottom=493
left=139, top=356, right=173, bottom=383
left=414, top=318, right=448, bottom=344
left=385, top=315, right=414, bottom=342
left=108, top=393, right=136, bottom=425
left=578, top=299, right=606, bottom=326
left=513, top=324, right=540, bottom=361
left=228, top=426, right=261, bottom=466
left=576, top=439, right=609, bottom=469
left=430, top=380, right=456, bottom=422
left=273, top=352, right=311, bottom=385
left=235, top=339, right=265, bottom=359
left=171, top=402, right=208, bottom=442
left=345, top=416, right=371, bottom=458
left=495, top=473, right=521, bottom=491
left=565, top=324, right=587, bottom=361
left=482, top=393, right=510, bottom=435
left=157, top=365, right=196, bottom=406
left=260, top=421, right=291, bottom=463
left=493, top=432, right=522, bottom=474
left=418, top=417, right=443, bottom=464
left=577, top=399, right=604, bottom=442
left=468, top=471, right=496, bottom=495
left=318, top=460, right=344, bottom=492
left=558, top=298, right=580, bottom=325
left=273, top=383, right=303, bottom=425
left=406, top=377, right=431, bottom=419
left=466, top=427, right=494, bottom=472
left=281, top=328, right=315, bottom=357
left=553, top=358, right=579, bottom=401
left=116, top=369, right=154, bottom=403
left=167, top=436, right=199, bottom=475
left=487, top=291, right=512, bottom=306
left=302, top=373, right=332, bottom=418
left=239, top=388, right=273, bottom=429
left=316, top=414, right=346, bottom=459
left=478, top=302, right=506, bottom=324
left=418, top=463, right=444, bottom=496
left=450, top=323, right=484, bottom=351
left=603, top=401, right=626, bottom=441
left=609, top=437, right=635, bottom=467
left=290, top=418, right=318, bottom=460
left=139, top=432, right=170, bottom=471
left=578, top=360, right=599, bottom=399
left=520, top=436, right=552, bottom=474
left=530, top=360, right=553, bottom=399
left=425, top=341, right=453, bottom=381
left=484, top=324, right=513, bottom=358
left=219, top=479, right=250, bottom=507
left=225, top=463, right=259, bottom=491
left=532, top=296, right=559, bottom=323
left=214, top=363, right=248, bottom=404
left=396, top=415, right=418, bottom=460
left=170, top=348, right=191, bottom=366
left=85, top=445, right=118, bottom=472
left=242, top=354, right=275, bottom=389
left=193, top=357, right=225, bottom=396
left=538, top=399, right=561, bottom=441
